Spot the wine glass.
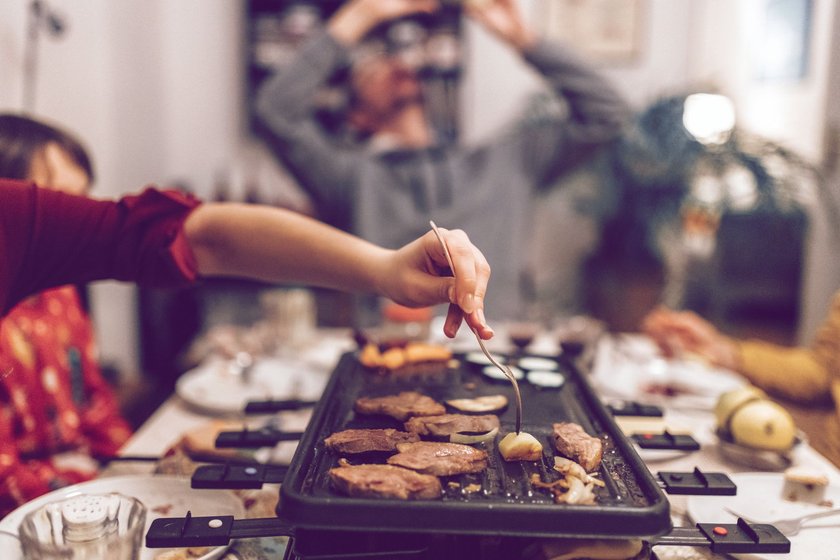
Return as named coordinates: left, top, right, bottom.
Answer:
left=507, top=320, right=540, bottom=356
left=556, top=315, right=605, bottom=360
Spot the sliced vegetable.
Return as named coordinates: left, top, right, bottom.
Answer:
left=526, top=370, right=565, bottom=388
left=446, top=395, right=509, bottom=413
left=450, top=426, right=499, bottom=444
left=517, top=357, right=558, bottom=371
left=465, top=351, right=505, bottom=366
left=482, top=365, right=524, bottom=381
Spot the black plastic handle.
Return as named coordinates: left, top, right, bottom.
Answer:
left=214, top=428, right=305, bottom=449
left=191, top=463, right=289, bottom=489
left=632, top=430, right=700, bottom=451
left=657, top=468, right=737, bottom=496
left=146, top=513, right=295, bottom=548
left=244, top=399, right=318, bottom=414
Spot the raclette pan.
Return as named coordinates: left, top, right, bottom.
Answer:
left=276, top=351, right=671, bottom=539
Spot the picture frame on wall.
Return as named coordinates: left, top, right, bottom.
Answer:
left=540, top=0, right=644, bottom=64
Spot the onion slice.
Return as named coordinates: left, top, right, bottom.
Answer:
left=482, top=365, right=524, bottom=381
left=526, top=370, right=565, bottom=388
left=450, top=426, right=499, bottom=444
left=446, top=395, right=509, bottom=413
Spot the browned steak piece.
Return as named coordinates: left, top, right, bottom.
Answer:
left=354, top=391, right=445, bottom=421
left=387, top=441, right=488, bottom=476
left=324, top=428, right=420, bottom=454
left=404, top=414, right=500, bottom=437
left=552, top=422, right=603, bottom=472
left=329, top=464, right=442, bottom=500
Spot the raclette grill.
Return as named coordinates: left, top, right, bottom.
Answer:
left=277, top=351, right=670, bottom=539
left=147, top=351, right=791, bottom=558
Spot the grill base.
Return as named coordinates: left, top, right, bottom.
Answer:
left=283, top=529, right=654, bottom=560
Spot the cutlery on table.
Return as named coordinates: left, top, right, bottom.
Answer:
left=724, top=506, right=840, bottom=536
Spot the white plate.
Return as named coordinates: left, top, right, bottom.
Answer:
left=592, top=336, right=746, bottom=410
left=176, top=357, right=326, bottom=415
left=687, top=472, right=840, bottom=559
left=0, top=475, right=244, bottom=560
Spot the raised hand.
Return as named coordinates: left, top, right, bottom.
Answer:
left=642, top=307, right=738, bottom=369
left=329, top=0, right=439, bottom=45
left=464, top=0, right=536, bottom=51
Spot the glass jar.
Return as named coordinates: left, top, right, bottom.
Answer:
left=18, top=493, right=146, bottom=560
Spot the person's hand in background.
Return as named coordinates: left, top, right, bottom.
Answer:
left=642, top=307, right=739, bottom=370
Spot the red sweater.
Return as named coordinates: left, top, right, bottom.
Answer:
left=0, top=179, right=200, bottom=316
left=0, top=179, right=201, bottom=517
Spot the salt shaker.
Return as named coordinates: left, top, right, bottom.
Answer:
left=19, top=493, right=146, bottom=560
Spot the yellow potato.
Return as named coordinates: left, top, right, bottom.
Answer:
left=730, top=399, right=796, bottom=452
left=498, top=431, right=543, bottom=461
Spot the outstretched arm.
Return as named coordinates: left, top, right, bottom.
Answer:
left=185, top=202, right=492, bottom=338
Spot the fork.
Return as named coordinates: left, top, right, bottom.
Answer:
left=724, top=506, right=840, bottom=536
left=429, top=221, right=523, bottom=434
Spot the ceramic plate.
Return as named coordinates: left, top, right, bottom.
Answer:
left=592, top=336, right=746, bottom=410
left=176, top=357, right=326, bottom=415
left=0, top=475, right=244, bottom=560
left=687, top=472, right=840, bottom=559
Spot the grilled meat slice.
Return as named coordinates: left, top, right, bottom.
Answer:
left=354, top=391, right=445, bottom=421
left=387, top=441, right=488, bottom=476
left=404, top=414, right=500, bottom=437
left=329, top=464, right=442, bottom=500
left=552, top=422, right=603, bottom=472
left=324, top=428, right=420, bottom=454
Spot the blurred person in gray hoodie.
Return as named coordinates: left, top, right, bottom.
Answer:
left=257, top=0, right=630, bottom=322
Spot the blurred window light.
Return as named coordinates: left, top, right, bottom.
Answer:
left=690, top=169, right=725, bottom=206
left=682, top=94, right=736, bottom=146
left=724, top=163, right=759, bottom=211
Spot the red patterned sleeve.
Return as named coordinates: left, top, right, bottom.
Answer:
left=0, top=383, right=87, bottom=517
left=1, top=181, right=202, bottom=315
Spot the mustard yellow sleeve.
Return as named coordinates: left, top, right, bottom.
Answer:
left=735, top=341, right=830, bottom=402
left=733, top=292, right=840, bottom=403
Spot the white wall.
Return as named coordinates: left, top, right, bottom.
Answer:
left=0, top=0, right=246, bottom=376
left=460, top=0, right=699, bottom=143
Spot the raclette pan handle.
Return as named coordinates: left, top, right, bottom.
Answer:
left=244, top=398, right=318, bottom=414
left=146, top=515, right=295, bottom=548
